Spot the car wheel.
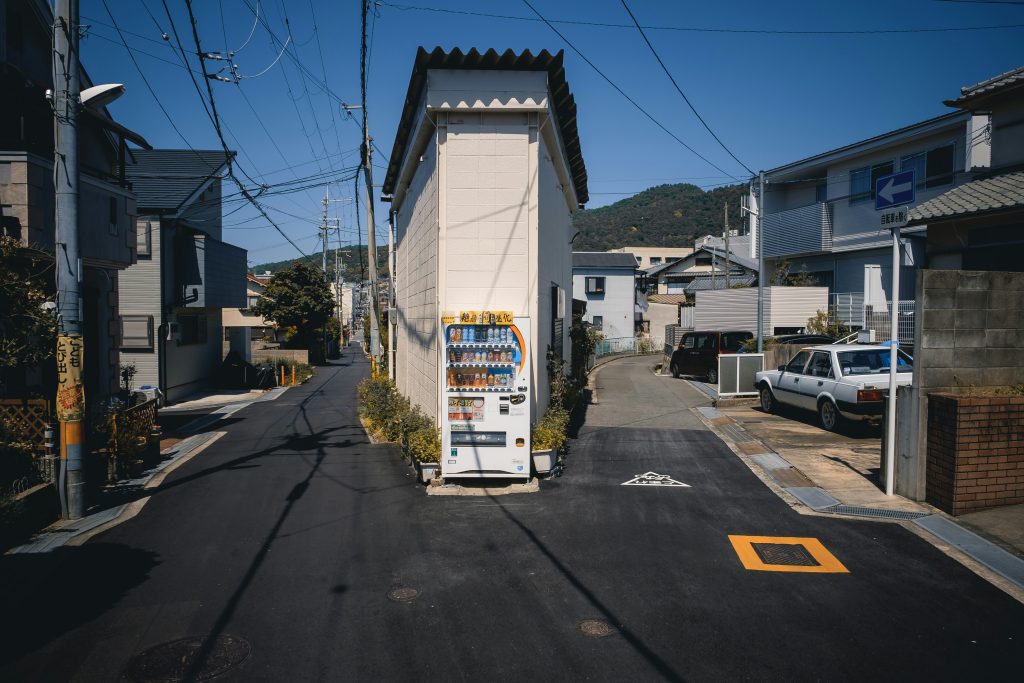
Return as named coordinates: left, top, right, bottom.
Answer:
left=759, top=385, right=775, bottom=413
left=818, top=399, right=841, bottom=432
left=707, top=366, right=718, bottom=384
left=670, top=363, right=680, bottom=379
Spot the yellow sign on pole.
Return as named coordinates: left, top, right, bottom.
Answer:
left=56, top=333, right=85, bottom=422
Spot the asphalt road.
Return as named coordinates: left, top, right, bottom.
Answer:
left=1, top=350, right=1021, bottom=681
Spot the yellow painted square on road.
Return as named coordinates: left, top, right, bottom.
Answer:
left=728, top=535, right=848, bottom=573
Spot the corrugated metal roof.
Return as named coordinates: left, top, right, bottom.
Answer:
left=908, top=171, right=1024, bottom=224
left=382, top=47, right=588, bottom=204
left=945, top=65, right=1024, bottom=107
left=647, top=294, right=688, bottom=305
left=572, top=252, right=637, bottom=269
left=125, top=149, right=233, bottom=212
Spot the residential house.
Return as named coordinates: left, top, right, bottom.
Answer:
left=383, top=47, right=587, bottom=424
left=748, top=110, right=990, bottom=327
left=222, top=273, right=275, bottom=359
left=645, top=244, right=758, bottom=295
left=572, top=252, right=638, bottom=341
left=1, top=0, right=149, bottom=403
left=119, top=150, right=247, bottom=403
left=607, top=246, right=692, bottom=269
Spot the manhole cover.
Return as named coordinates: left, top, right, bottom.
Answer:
left=124, top=634, right=251, bottom=683
left=577, top=619, right=615, bottom=638
left=751, top=543, right=820, bottom=567
left=387, top=587, right=421, bottom=602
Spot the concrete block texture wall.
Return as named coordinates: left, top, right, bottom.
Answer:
left=926, top=394, right=1024, bottom=515
left=899, top=270, right=1024, bottom=500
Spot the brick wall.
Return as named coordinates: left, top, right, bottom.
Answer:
left=926, top=393, right=1024, bottom=515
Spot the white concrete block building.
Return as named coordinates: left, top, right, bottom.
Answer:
left=382, top=47, right=588, bottom=424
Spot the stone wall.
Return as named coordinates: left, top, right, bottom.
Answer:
left=926, top=393, right=1024, bottom=515
left=897, top=270, right=1024, bottom=500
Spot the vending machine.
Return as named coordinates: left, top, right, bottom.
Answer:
left=441, top=312, right=531, bottom=479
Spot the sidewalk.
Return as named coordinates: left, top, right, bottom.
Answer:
left=696, top=403, right=1024, bottom=599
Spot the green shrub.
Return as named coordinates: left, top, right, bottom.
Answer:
left=407, top=426, right=441, bottom=464
left=532, top=405, right=569, bottom=452
left=357, top=375, right=439, bottom=463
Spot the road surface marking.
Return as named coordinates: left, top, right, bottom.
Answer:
left=621, top=472, right=690, bottom=487
left=728, top=535, right=849, bottom=573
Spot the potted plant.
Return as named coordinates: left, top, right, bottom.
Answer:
left=532, top=406, right=568, bottom=474
left=408, top=425, right=441, bottom=483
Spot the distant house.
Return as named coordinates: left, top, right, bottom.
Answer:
left=119, top=150, right=247, bottom=403
left=1, top=0, right=149, bottom=403
left=644, top=245, right=758, bottom=295
left=222, top=274, right=274, bottom=354
left=606, top=246, right=693, bottom=269
left=572, top=252, right=638, bottom=341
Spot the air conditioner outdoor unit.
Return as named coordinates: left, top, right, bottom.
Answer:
left=857, top=329, right=876, bottom=344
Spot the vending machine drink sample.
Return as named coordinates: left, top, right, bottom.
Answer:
left=441, top=313, right=531, bottom=479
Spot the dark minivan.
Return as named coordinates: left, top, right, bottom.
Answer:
left=670, top=330, right=753, bottom=383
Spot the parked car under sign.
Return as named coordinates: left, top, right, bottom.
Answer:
left=754, top=344, right=913, bottom=431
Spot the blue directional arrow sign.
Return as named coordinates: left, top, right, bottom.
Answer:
left=875, top=170, right=915, bottom=210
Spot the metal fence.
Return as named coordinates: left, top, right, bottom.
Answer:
left=718, top=354, right=764, bottom=397
left=594, top=336, right=660, bottom=358
left=829, top=294, right=915, bottom=347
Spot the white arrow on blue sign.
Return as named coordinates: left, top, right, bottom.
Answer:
left=875, top=170, right=915, bottom=210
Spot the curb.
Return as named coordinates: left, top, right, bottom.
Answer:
left=693, top=405, right=1024, bottom=601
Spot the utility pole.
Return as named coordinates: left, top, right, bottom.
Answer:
left=757, top=172, right=765, bottom=352
left=358, top=0, right=381, bottom=371
left=54, top=0, right=86, bottom=519
left=724, top=203, right=731, bottom=289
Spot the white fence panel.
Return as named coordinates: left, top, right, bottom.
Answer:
left=718, top=353, right=764, bottom=397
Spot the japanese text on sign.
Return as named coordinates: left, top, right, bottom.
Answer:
left=456, top=311, right=514, bottom=325
left=56, top=334, right=85, bottom=421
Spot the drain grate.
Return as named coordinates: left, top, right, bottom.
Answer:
left=577, top=619, right=615, bottom=638
left=822, top=504, right=927, bottom=520
left=124, top=634, right=251, bottom=683
left=387, top=587, right=421, bottom=602
left=751, top=543, right=820, bottom=567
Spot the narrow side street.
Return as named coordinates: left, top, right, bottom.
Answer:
left=2, top=352, right=1021, bottom=681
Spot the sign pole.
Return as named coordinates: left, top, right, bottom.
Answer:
left=885, top=226, right=900, bottom=496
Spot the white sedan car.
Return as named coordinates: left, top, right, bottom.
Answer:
left=754, top=344, right=913, bottom=431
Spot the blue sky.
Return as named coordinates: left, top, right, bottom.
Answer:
left=81, top=0, right=1024, bottom=265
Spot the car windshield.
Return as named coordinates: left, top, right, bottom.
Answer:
left=837, top=349, right=913, bottom=375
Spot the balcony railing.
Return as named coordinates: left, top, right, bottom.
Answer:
left=762, top=202, right=833, bottom=258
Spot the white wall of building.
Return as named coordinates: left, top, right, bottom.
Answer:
left=572, top=267, right=635, bottom=341
left=395, top=135, right=440, bottom=417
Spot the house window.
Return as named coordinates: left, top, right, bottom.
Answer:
left=120, top=315, right=154, bottom=351
left=592, top=315, right=603, bottom=330
left=901, top=144, right=955, bottom=190
left=585, top=276, right=605, bottom=294
left=850, top=161, right=894, bottom=204
left=136, top=219, right=152, bottom=257
left=925, top=143, right=955, bottom=188
left=108, top=197, right=119, bottom=236
left=178, top=315, right=208, bottom=346
left=247, top=295, right=259, bottom=309
left=634, top=255, right=641, bottom=265
left=650, top=257, right=662, bottom=265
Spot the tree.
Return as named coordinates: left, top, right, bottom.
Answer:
left=0, top=237, right=55, bottom=394
left=252, top=262, right=334, bottom=361
left=770, top=259, right=815, bottom=287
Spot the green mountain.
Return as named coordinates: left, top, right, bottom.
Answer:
left=572, top=183, right=748, bottom=250
left=250, top=245, right=388, bottom=283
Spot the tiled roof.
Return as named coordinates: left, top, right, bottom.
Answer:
left=572, top=252, right=637, bottom=269
left=125, top=149, right=233, bottom=212
left=945, top=65, right=1024, bottom=107
left=907, top=171, right=1024, bottom=224
left=685, top=274, right=757, bottom=292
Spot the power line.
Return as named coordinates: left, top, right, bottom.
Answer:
left=620, top=0, right=753, bottom=176
left=383, top=2, right=1024, bottom=34
left=521, top=0, right=741, bottom=180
